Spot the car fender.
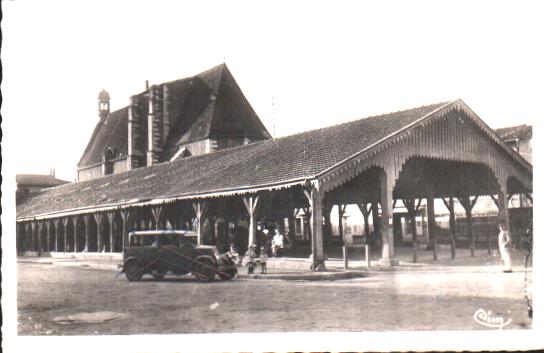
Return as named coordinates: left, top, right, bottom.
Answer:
left=194, top=255, right=216, bottom=265
left=122, top=256, right=143, bottom=270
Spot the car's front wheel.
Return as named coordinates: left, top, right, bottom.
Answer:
left=193, top=257, right=215, bottom=282
left=124, top=260, right=143, bottom=282
left=218, top=268, right=237, bottom=280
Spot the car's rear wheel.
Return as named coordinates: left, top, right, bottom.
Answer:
left=193, top=257, right=215, bottom=282
left=124, top=260, right=143, bottom=282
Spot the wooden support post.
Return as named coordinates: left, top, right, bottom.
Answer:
left=371, top=202, right=380, bottom=235
left=343, top=246, right=348, bottom=270
left=62, top=218, right=69, bottom=253
left=242, top=195, right=260, bottom=248
left=192, top=201, right=208, bottom=245
left=94, top=213, right=104, bottom=252
left=404, top=198, right=421, bottom=263
left=459, top=195, right=479, bottom=257
left=304, top=184, right=326, bottom=270
left=53, top=219, right=59, bottom=252
left=29, top=222, right=36, bottom=251
left=497, top=185, right=510, bottom=231
left=120, top=209, right=133, bottom=252
left=442, top=197, right=457, bottom=259
left=150, top=206, right=164, bottom=230
left=37, top=222, right=44, bottom=252
left=338, top=204, right=346, bottom=240
left=379, top=169, right=395, bottom=265
left=357, top=203, right=371, bottom=243
left=426, top=195, right=437, bottom=261
left=323, top=202, right=333, bottom=247
left=106, top=212, right=115, bottom=252
left=46, top=222, right=52, bottom=252
left=83, top=215, right=90, bottom=252
left=72, top=217, right=78, bottom=252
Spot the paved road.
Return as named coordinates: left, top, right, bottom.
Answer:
left=17, top=262, right=532, bottom=335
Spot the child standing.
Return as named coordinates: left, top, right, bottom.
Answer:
left=259, top=246, right=268, bottom=274
left=243, top=244, right=257, bottom=275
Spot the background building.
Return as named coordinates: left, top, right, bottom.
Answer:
left=16, top=170, right=69, bottom=206
left=77, top=64, right=271, bottom=181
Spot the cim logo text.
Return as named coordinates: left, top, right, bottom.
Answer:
left=473, top=308, right=512, bottom=329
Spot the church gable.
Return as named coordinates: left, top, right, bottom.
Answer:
left=77, top=64, right=271, bottom=181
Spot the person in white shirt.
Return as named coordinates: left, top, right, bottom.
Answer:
left=498, top=223, right=512, bottom=273
left=271, top=229, right=284, bottom=257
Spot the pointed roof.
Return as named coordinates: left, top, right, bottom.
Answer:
left=78, top=64, right=271, bottom=169
left=78, top=107, right=129, bottom=167
left=165, top=63, right=271, bottom=147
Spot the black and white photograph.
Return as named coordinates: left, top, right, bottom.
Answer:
left=2, top=0, right=542, bottom=352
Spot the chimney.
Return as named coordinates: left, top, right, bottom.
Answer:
left=145, top=80, right=149, bottom=90
left=49, top=169, right=55, bottom=178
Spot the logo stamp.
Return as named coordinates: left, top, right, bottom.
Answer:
left=473, top=308, right=512, bottom=329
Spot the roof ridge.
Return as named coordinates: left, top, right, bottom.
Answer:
left=271, top=101, right=451, bottom=142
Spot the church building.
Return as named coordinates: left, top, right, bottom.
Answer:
left=77, top=64, right=272, bottom=181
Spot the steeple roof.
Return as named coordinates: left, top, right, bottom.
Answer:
left=78, top=64, right=271, bottom=169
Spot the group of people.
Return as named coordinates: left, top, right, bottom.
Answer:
left=243, top=227, right=286, bottom=275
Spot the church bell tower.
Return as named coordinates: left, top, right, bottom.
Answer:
left=98, top=89, right=110, bottom=121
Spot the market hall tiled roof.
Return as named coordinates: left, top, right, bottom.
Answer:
left=18, top=101, right=459, bottom=220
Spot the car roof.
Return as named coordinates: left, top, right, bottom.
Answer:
left=128, top=230, right=197, bottom=237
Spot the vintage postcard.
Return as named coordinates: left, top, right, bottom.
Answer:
left=2, top=1, right=542, bottom=352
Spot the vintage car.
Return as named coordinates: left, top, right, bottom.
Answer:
left=121, top=230, right=237, bottom=282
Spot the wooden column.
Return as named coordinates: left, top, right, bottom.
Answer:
left=62, top=218, right=69, bottom=252
left=371, top=202, right=380, bottom=235
left=53, top=219, right=59, bottom=252
left=243, top=196, right=259, bottom=248
left=37, top=222, right=44, bottom=252
left=106, top=212, right=115, bottom=252
left=304, top=184, right=325, bottom=270
left=442, top=197, right=457, bottom=259
left=323, top=202, right=333, bottom=247
left=357, top=203, right=371, bottom=243
left=71, top=217, right=78, bottom=252
left=497, top=180, right=511, bottom=231
left=94, top=213, right=104, bottom=252
left=338, top=204, right=346, bottom=240
left=192, top=201, right=208, bottom=245
left=83, top=215, right=90, bottom=252
left=29, top=222, right=36, bottom=251
left=458, top=194, right=478, bottom=257
left=15, top=223, right=20, bottom=254
left=150, top=206, right=164, bottom=230
left=46, top=221, right=52, bottom=252
left=379, top=169, right=395, bottom=265
left=120, top=209, right=133, bottom=252
left=404, top=198, right=422, bottom=263
left=426, top=195, right=437, bottom=261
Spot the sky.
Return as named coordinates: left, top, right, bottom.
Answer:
left=3, top=0, right=543, bottom=183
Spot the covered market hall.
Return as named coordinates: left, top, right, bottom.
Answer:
left=16, top=99, right=533, bottom=268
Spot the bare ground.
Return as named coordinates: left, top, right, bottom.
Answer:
left=17, top=261, right=532, bottom=335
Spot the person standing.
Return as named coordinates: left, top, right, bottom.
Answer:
left=271, top=228, right=284, bottom=257
left=243, top=244, right=257, bottom=275
left=259, top=246, right=268, bottom=274
left=498, top=222, right=512, bottom=273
